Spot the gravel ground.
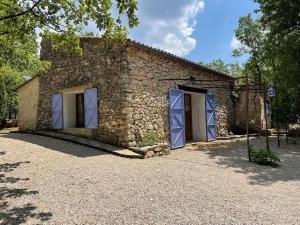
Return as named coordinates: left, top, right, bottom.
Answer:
left=0, top=132, right=299, bottom=225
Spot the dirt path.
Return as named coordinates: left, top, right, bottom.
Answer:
left=0, top=132, right=299, bottom=225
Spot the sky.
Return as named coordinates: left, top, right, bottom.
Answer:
left=126, top=0, right=259, bottom=65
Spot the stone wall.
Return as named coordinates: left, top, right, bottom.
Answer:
left=18, top=76, right=39, bottom=131
left=38, top=37, right=131, bottom=146
left=37, top=38, right=236, bottom=148
left=125, top=44, right=235, bottom=146
left=235, top=88, right=271, bottom=132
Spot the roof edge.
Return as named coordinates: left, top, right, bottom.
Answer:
left=127, top=40, right=235, bottom=80
left=79, top=36, right=235, bottom=80
left=16, top=75, right=39, bottom=91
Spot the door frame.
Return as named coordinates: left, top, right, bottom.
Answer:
left=169, top=86, right=211, bottom=148
left=184, top=93, right=193, bottom=141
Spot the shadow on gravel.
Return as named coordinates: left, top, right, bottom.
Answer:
left=0, top=158, right=52, bottom=224
left=189, top=137, right=300, bottom=186
left=1, top=133, right=108, bottom=158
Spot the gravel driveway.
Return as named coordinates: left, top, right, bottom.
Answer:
left=0, top=132, right=299, bottom=225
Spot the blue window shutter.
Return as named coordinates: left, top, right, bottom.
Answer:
left=169, top=88, right=185, bottom=149
left=206, top=94, right=216, bottom=141
left=84, top=88, right=98, bottom=128
left=52, top=94, right=63, bottom=129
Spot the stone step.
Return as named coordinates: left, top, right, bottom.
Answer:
left=23, top=130, right=144, bottom=159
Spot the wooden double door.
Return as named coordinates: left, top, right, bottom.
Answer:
left=184, top=93, right=193, bottom=141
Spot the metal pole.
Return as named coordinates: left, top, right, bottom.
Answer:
left=285, top=90, right=289, bottom=144
left=263, top=82, right=270, bottom=150
left=272, top=58, right=280, bottom=148
left=246, top=73, right=251, bottom=161
left=275, top=86, right=280, bottom=148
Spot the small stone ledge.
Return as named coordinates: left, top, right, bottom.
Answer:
left=216, top=134, right=259, bottom=140
left=129, top=143, right=171, bottom=159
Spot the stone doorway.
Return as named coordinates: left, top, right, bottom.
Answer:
left=184, top=91, right=207, bottom=142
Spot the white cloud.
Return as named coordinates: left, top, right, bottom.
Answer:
left=230, top=36, right=243, bottom=50
left=130, top=0, right=205, bottom=57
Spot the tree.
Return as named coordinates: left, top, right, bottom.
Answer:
left=0, top=0, right=138, bottom=51
left=203, top=59, right=230, bottom=74
left=254, top=0, right=300, bottom=117
left=232, top=14, right=269, bottom=84
left=0, top=65, right=23, bottom=123
left=0, top=0, right=139, bottom=120
left=233, top=0, right=300, bottom=146
left=200, top=59, right=244, bottom=77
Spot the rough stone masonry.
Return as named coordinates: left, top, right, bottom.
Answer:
left=36, top=37, right=236, bottom=149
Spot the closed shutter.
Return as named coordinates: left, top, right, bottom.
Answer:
left=84, top=88, right=98, bottom=128
left=52, top=94, right=63, bottom=129
left=169, top=88, right=185, bottom=149
left=206, top=94, right=216, bottom=141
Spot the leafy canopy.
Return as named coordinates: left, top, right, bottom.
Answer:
left=233, top=0, right=300, bottom=122
left=200, top=59, right=244, bottom=77
left=0, top=0, right=139, bottom=120
left=0, top=0, right=139, bottom=52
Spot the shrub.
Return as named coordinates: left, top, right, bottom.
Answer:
left=259, top=129, right=271, bottom=136
left=288, top=128, right=300, bottom=137
left=137, top=131, right=159, bottom=147
left=250, top=147, right=281, bottom=167
left=230, top=126, right=257, bottom=135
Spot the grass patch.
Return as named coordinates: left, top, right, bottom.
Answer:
left=137, top=131, right=159, bottom=147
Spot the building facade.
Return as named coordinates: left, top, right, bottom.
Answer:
left=17, top=37, right=267, bottom=150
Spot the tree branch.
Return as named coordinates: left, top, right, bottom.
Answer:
left=0, top=0, right=43, bottom=21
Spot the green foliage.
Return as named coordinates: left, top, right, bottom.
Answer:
left=233, top=14, right=268, bottom=84
left=0, top=76, right=8, bottom=120
left=234, top=1, right=300, bottom=123
left=0, top=65, right=24, bottom=119
left=230, top=87, right=240, bottom=103
left=250, top=146, right=281, bottom=167
left=0, top=0, right=138, bottom=118
left=0, top=0, right=139, bottom=49
left=200, top=59, right=244, bottom=77
left=287, top=128, right=300, bottom=137
left=138, top=131, right=159, bottom=147
left=203, top=59, right=230, bottom=74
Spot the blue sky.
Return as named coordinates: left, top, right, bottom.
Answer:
left=127, top=0, right=259, bottom=65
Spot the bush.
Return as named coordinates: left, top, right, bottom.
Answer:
left=250, top=147, right=280, bottom=167
left=288, top=128, right=300, bottom=137
left=230, top=126, right=257, bottom=135
left=259, top=129, right=271, bottom=136
left=137, top=131, right=159, bottom=147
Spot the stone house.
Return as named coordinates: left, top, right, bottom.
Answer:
left=17, top=37, right=268, bottom=150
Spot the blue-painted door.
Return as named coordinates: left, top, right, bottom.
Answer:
left=169, top=89, right=185, bottom=149
left=206, top=94, right=216, bottom=141
left=84, top=88, right=99, bottom=128
left=52, top=94, right=63, bottom=129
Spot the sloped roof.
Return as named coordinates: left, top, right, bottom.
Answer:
left=17, top=37, right=234, bottom=91
left=79, top=36, right=235, bottom=80
left=16, top=76, right=38, bottom=91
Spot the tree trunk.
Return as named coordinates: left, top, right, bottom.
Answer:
left=246, top=73, right=251, bottom=161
